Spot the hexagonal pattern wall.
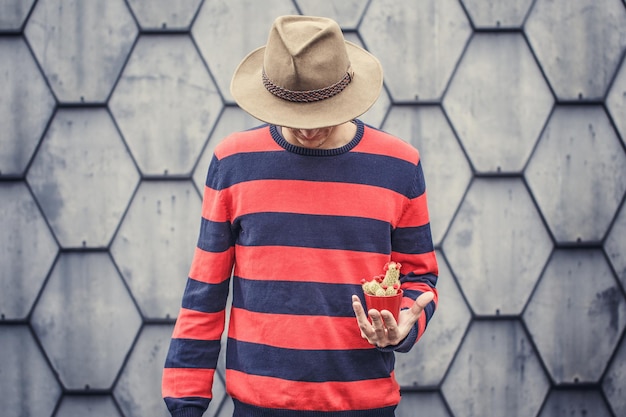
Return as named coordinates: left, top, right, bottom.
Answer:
left=1, top=1, right=626, bottom=416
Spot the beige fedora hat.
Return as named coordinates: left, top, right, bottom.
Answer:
left=230, top=15, right=383, bottom=129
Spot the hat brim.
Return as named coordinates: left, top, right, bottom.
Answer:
left=230, top=41, right=383, bottom=129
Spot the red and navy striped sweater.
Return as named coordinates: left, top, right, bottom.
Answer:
left=162, top=120, right=438, bottom=417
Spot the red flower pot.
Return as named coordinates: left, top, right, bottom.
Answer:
left=364, top=289, right=403, bottom=322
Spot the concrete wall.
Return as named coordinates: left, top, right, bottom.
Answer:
left=1, top=0, right=626, bottom=416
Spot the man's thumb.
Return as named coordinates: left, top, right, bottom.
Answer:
left=415, top=291, right=435, bottom=310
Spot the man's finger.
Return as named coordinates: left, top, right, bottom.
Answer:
left=352, top=295, right=367, bottom=319
left=352, top=295, right=374, bottom=338
left=369, top=310, right=387, bottom=340
left=410, top=291, right=435, bottom=315
left=380, top=310, right=398, bottom=328
left=416, top=291, right=435, bottom=308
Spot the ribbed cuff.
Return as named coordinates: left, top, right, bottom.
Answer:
left=171, top=407, right=205, bottom=417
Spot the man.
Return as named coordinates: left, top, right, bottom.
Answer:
left=162, top=15, right=438, bottom=417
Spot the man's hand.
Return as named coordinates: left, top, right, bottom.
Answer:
left=352, top=291, right=434, bottom=348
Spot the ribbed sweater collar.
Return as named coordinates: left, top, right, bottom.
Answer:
left=269, top=119, right=364, bottom=156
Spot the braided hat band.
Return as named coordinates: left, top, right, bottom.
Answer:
left=262, top=66, right=355, bottom=103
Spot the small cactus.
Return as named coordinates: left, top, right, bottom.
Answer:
left=361, top=261, right=402, bottom=296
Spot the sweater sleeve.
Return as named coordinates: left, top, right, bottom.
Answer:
left=391, top=158, right=439, bottom=352
left=162, top=155, right=236, bottom=417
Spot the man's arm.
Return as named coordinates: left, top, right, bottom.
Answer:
left=162, top=156, right=236, bottom=417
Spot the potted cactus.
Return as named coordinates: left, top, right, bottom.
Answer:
left=361, top=261, right=403, bottom=321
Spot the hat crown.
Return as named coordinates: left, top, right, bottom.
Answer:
left=263, top=16, right=351, bottom=92
left=230, top=15, right=383, bottom=129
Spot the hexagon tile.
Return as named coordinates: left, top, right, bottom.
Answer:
left=443, top=33, right=554, bottom=174
left=0, top=0, right=35, bottom=31
left=24, top=0, right=138, bottom=103
left=441, top=320, right=550, bottom=417
left=525, top=105, right=626, bottom=244
left=525, top=0, right=626, bottom=101
left=2, top=1, right=626, bottom=417
left=0, top=36, right=56, bottom=177
left=0, top=325, right=62, bottom=417
left=109, top=34, right=222, bottom=177
left=539, top=389, right=613, bottom=417
left=110, top=180, right=201, bottom=319
left=607, top=55, right=626, bottom=146
left=55, top=396, right=122, bottom=417
left=30, top=252, right=142, bottom=390
left=603, top=336, right=626, bottom=416
left=396, top=393, right=450, bottom=417
left=126, top=0, right=203, bottom=31
left=294, top=0, right=369, bottom=29
left=524, top=249, right=626, bottom=384
left=0, top=182, right=58, bottom=320
left=605, top=202, right=626, bottom=288
left=114, top=325, right=177, bottom=417
left=461, top=0, right=534, bottom=29
left=359, top=0, right=472, bottom=102
left=443, top=178, right=553, bottom=316
left=26, top=108, right=140, bottom=249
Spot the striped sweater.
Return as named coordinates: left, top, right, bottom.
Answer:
left=162, top=120, right=438, bottom=417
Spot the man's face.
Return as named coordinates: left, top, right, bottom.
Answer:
left=284, top=126, right=335, bottom=149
